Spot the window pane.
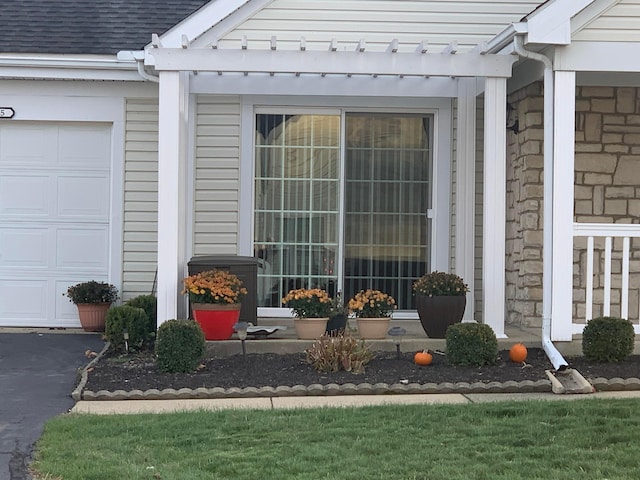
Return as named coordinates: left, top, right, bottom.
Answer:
left=255, top=113, right=340, bottom=307
left=344, top=114, right=431, bottom=310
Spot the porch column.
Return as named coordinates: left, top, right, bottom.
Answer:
left=157, top=71, right=190, bottom=326
left=455, top=78, right=477, bottom=320
left=551, top=70, right=576, bottom=341
left=482, top=77, right=507, bottom=338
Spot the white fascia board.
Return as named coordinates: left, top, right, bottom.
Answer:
left=150, top=49, right=516, bottom=78
left=571, top=0, right=620, bottom=36
left=190, top=0, right=275, bottom=48
left=0, top=54, right=140, bottom=81
left=153, top=0, right=253, bottom=48
left=526, top=0, right=594, bottom=45
left=191, top=73, right=459, bottom=97
left=555, top=41, right=640, bottom=72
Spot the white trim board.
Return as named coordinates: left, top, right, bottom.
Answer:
left=239, top=95, right=452, bottom=318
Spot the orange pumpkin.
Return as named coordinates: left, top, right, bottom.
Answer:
left=414, top=350, right=433, bottom=366
left=509, top=343, right=528, bottom=363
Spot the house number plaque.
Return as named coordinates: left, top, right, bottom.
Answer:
left=0, top=108, right=15, bottom=119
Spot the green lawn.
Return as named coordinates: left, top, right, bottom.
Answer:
left=32, top=399, right=640, bottom=480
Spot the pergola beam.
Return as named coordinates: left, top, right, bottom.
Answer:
left=149, top=48, right=516, bottom=77
left=189, top=72, right=460, bottom=97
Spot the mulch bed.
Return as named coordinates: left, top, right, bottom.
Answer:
left=83, top=348, right=640, bottom=393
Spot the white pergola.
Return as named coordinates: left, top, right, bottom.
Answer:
left=145, top=35, right=516, bottom=337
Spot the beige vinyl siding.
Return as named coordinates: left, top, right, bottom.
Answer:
left=573, top=0, right=640, bottom=42
left=194, top=95, right=241, bottom=255
left=219, top=0, right=540, bottom=52
left=123, top=98, right=159, bottom=300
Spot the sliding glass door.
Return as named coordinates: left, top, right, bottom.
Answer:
left=344, top=114, right=431, bottom=310
left=254, top=111, right=432, bottom=311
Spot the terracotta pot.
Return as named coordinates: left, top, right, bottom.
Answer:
left=415, top=295, right=466, bottom=338
left=192, top=303, right=241, bottom=340
left=293, top=317, right=329, bottom=340
left=356, top=317, right=391, bottom=339
left=76, top=303, right=111, bottom=332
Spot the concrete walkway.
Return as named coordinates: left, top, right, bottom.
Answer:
left=72, top=390, right=640, bottom=415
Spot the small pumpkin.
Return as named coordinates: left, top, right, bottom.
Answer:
left=509, top=343, right=528, bottom=363
left=414, top=350, right=433, bottom=366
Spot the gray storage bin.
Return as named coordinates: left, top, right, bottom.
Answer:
left=187, top=255, right=259, bottom=325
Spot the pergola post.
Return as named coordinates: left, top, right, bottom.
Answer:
left=482, top=77, right=507, bottom=338
left=156, top=70, right=190, bottom=326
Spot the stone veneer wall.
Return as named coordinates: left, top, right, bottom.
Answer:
left=573, top=86, right=640, bottom=322
left=506, top=84, right=640, bottom=328
left=506, top=82, right=545, bottom=327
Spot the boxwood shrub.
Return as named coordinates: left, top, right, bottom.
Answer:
left=155, top=319, right=205, bottom=373
left=446, top=322, right=498, bottom=366
left=105, top=305, right=149, bottom=353
left=582, top=316, right=634, bottom=362
left=125, top=294, right=157, bottom=346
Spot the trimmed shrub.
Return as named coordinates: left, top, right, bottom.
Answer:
left=125, top=294, right=157, bottom=346
left=105, top=305, right=149, bottom=353
left=582, top=316, right=634, bottom=363
left=305, top=332, right=374, bottom=374
left=446, top=322, right=498, bottom=366
left=155, top=319, right=205, bottom=373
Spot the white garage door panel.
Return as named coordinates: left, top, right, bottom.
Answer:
left=0, top=228, right=49, bottom=267
left=57, top=175, right=109, bottom=219
left=0, top=125, right=58, bottom=166
left=0, top=175, right=49, bottom=215
left=59, top=126, right=111, bottom=168
left=56, top=228, right=109, bottom=269
left=0, top=122, right=112, bottom=327
left=0, top=280, right=47, bottom=319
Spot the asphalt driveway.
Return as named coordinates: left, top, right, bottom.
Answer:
left=0, top=332, right=105, bottom=480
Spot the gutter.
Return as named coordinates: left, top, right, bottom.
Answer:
left=486, top=22, right=528, bottom=54
left=512, top=35, right=568, bottom=371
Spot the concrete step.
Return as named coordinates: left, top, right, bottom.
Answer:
left=204, top=319, right=545, bottom=357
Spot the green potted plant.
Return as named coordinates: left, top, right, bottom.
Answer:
left=282, top=288, right=332, bottom=339
left=413, top=271, right=469, bottom=338
left=64, top=280, right=118, bottom=332
left=182, top=269, right=247, bottom=340
left=348, top=289, right=396, bottom=339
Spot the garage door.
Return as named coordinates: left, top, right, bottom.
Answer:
left=0, top=123, right=112, bottom=327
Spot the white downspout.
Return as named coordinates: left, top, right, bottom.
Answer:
left=513, top=35, right=568, bottom=371
left=136, top=59, right=159, bottom=83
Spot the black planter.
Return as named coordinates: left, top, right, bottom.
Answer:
left=325, top=313, right=347, bottom=335
left=416, top=295, right=466, bottom=338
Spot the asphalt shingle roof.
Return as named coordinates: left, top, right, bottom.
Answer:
left=0, top=0, right=212, bottom=55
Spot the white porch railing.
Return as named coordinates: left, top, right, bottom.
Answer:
left=572, top=223, right=640, bottom=335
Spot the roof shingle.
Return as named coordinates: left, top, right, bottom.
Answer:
left=0, top=0, right=211, bottom=55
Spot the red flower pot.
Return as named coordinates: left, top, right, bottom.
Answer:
left=191, top=303, right=241, bottom=340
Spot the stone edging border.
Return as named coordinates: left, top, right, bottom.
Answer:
left=80, top=379, right=553, bottom=400
left=77, top=378, right=640, bottom=401
left=72, top=341, right=111, bottom=401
